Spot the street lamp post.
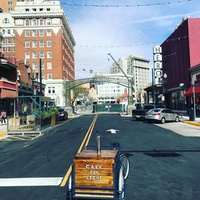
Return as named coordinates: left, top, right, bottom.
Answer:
left=27, top=58, right=42, bottom=95
left=27, top=66, right=39, bottom=95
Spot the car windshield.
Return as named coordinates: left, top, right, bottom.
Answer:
left=58, top=108, right=64, bottom=112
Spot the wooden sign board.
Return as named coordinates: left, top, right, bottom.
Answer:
left=73, top=149, right=118, bottom=198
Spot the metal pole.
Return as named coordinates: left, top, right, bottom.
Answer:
left=39, top=58, right=42, bottom=96
left=152, top=68, right=155, bottom=104
left=193, top=85, right=196, bottom=120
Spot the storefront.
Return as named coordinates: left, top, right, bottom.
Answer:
left=184, top=64, right=200, bottom=116
left=0, top=58, right=18, bottom=116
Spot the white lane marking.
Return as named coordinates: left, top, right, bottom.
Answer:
left=0, top=177, right=63, bottom=187
left=106, top=129, right=119, bottom=134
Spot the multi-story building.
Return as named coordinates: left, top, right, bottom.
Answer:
left=161, top=17, right=200, bottom=111
left=110, top=55, right=150, bottom=103
left=8, top=0, right=76, bottom=106
left=0, top=0, right=18, bottom=12
left=0, top=12, right=16, bottom=62
left=97, top=74, right=129, bottom=104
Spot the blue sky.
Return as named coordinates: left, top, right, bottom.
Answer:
left=60, top=0, right=200, bottom=79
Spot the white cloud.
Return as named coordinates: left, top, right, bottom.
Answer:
left=62, top=0, right=200, bottom=79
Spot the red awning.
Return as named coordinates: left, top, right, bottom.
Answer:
left=184, top=85, right=200, bottom=96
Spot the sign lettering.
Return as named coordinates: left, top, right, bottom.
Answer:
left=85, top=164, right=103, bottom=181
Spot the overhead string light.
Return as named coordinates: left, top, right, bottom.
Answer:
left=61, top=0, right=192, bottom=8
left=76, top=35, right=189, bottom=48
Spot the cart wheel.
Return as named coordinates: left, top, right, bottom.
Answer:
left=118, top=167, right=125, bottom=199
left=66, top=190, right=72, bottom=200
left=120, top=154, right=130, bottom=180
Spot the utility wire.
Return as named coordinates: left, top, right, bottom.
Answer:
left=61, top=0, right=192, bottom=8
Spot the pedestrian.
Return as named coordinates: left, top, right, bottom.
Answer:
left=71, top=99, right=75, bottom=115
left=1, top=110, right=6, bottom=125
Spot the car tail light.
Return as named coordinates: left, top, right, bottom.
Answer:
left=153, top=112, right=160, bottom=115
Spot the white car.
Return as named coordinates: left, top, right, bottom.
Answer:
left=145, top=108, right=179, bottom=123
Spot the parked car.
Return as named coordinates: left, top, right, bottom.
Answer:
left=132, top=104, right=157, bottom=120
left=58, top=108, right=68, bottom=120
left=145, top=108, right=179, bottom=123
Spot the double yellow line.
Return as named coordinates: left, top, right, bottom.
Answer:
left=60, top=114, right=98, bottom=187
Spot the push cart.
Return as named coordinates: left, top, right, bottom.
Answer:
left=66, top=137, right=130, bottom=200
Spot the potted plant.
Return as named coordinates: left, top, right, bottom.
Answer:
left=51, top=108, right=58, bottom=126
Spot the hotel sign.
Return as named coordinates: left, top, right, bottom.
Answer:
left=153, top=46, right=163, bottom=86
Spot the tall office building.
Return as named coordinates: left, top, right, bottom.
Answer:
left=110, top=55, right=150, bottom=102
left=1, top=0, right=76, bottom=106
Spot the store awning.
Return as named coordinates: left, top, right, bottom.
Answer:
left=184, top=85, right=200, bottom=96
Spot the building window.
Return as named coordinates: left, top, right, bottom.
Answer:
left=25, top=41, right=30, bottom=48
left=48, top=87, right=51, bottom=93
left=25, top=52, right=30, bottom=59
left=47, top=40, right=51, bottom=47
left=40, top=8, right=43, bottom=11
left=47, top=8, right=50, bottom=11
left=7, top=29, right=11, bottom=34
left=2, top=47, right=6, bottom=52
left=39, top=18, right=44, bottom=25
left=32, top=30, right=37, bottom=37
left=39, top=29, right=44, bottom=36
left=7, top=47, right=11, bottom=52
left=7, top=38, right=11, bottom=43
left=8, top=1, right=12, bottom=5
left=47, top=51, right=52, bottom=58
left=25, top=30, right=30, bottom=37
left=8, top=8, right=12, bottom=12
left=46, top=18, right=51, bottom=25
left=32, top=52, right=37, bottom=59
left=2, top=18, right=10, bottom=24
left=13, top=47, right=15, bottom=52
left=32, top=18, right=37, bottom=26
left=39, top=40, right=44, bottom=47
left=47, top=73, right=52, bottom=79
left=32, top=40, right=37, bottom=48
left=47, top=62, right=52, bottom=69
left=32, top=62, right=37, bottom=70
left=25, top=19, right=30, bottom=26
left=39, top=51, right=44, bottom=58
left=52, top=87, right=55, bottom=93
left=32, top=8, right=37, bottom=12
left=46, top=29, right=51, bottom=36
left=25, top=8, right=29, bottom=12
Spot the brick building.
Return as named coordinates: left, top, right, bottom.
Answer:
left=0, top=0, right=18, bottom=12
left=1, top=0, right=76, bottom=107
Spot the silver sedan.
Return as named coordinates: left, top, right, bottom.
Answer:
left=145, top=108, right=179, bottom=123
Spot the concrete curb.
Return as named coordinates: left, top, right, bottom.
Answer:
left=0, top=132, right=6, bottom=138
left=183, top=121, right=200, bottom=127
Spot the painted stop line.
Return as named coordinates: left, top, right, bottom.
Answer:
left=0, top=177, right=63, bottom=187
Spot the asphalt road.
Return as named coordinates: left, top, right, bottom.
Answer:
left=0, top=114, right=200, bottom=200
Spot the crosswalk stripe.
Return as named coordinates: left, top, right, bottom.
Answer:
left=0, top=177, right=63, bottom=186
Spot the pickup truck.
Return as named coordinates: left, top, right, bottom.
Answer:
left=132, top=104, right=156, bottom=120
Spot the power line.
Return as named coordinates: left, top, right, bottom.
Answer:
left=61, top=0, right=192, bottom=8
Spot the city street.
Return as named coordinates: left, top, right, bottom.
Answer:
left=0, top=114, right=200, bottom=200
